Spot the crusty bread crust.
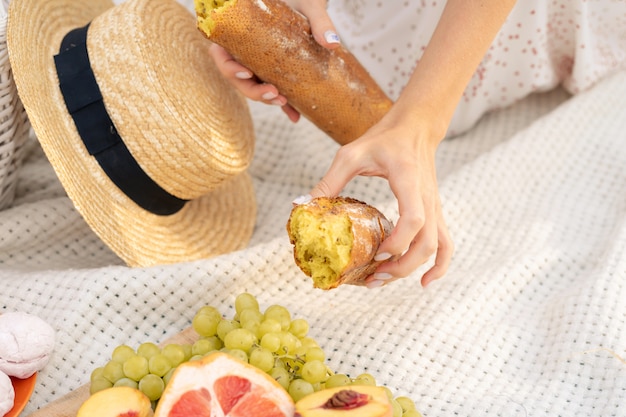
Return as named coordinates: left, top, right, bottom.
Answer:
left=196, top=0, right=393, bottom=145
left=287, top=197, right=394, bottom=290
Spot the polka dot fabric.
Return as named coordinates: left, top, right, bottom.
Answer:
left=2, top=1, right=626, bottom=416
left=328, top=0, right=626, bottom=135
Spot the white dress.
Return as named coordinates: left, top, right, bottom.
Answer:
left=328, top=0, right=626, bottom=136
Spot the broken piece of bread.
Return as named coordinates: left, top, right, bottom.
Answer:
left=194, top=0, right=393, bottom=145
left=286, top=197, right=394, bottom=290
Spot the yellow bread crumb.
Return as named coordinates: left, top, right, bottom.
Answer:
left=194, top=0, right=233, bottom=36
left=288, top=208, right=353, bottom=290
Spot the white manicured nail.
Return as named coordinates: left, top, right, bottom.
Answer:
left=235, top=71, right=252, bottom=79
left=374, top=252, right=392, bottom=261
left=324, top=30, right=340, bottom=44
left=262, top=91, right=278, bottom=100
left=292, top=194, right=313, bottom=205
left=366, top=280, right=385, bottom=289
left=372, top=272, right=393, bottom=281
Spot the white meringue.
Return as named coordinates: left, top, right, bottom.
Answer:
left=0, top=312, right=55, bottom=379
left=0, top=370, right=15, bottom=416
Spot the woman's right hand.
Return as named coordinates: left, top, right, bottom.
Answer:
left=208, top=0, right=340, bottom=122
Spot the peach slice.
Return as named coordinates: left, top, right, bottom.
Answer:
left=295, top=385, right=393, bottom=417
left=76, top=386, right=154, bottom=417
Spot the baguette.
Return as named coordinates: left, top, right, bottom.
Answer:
left=286, top=197, right=394, bottom=290
left=194, top=0, right=393, bottom=145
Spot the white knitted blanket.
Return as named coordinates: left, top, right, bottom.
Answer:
left=2, top=69, right=626, bottom=416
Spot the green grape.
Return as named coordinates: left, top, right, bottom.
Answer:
left=324, top=373, right=352, bottom=388
left=301, top=360, right=328, bottom=384
left=288, top=379, right=314, bottom=402
left=257, top=319, right=282, bottom=338
left=278, top=331, right=300, bottom=355
left=161, top=344, right=186, bottom=367
left=249, top=347, right=274, bottom=372
left=391, top=399, right=403, bottom=417
left=403, top=411, right=423, bottom=417
left=273, top=357, right=287, bottom=370
left=138, top=373, right=165, bottom=402
left=217, top=319, right=241, bottom=341
left=224, top=348, right=248, bottom=363
left=90, top=377, right=113, bottom=394
left=235, top=293, right=260, bottom=315
left=207, top=336, right=224, bottom=351
left=304, top=346, right=325, bottom=363
left=189, top=354, right=204, bottom=361
left=193, top=312, right=221, bottom=337
left=90, top=367, right=105, bottom=383
left=242, top=321, right=260, bottom=336
left=113, top=377, right=139, bottom=389
left=299, top=336, right=319, bottom=349
left=292, top=345, right=308, bottom=360
left=192, top=337, right=220, bottom=356
left=123, top=355, right=150, bottom=381
left=396, top=396, right=417, bottom=412
left=181, top=343, right=193, bottom=361
left=196, top=305, right=222, bottom=318
left=111, top=344, right=135, bottom=363
left=239, top=308, right=263, bottom=327
left=163, top=368, right=176, bottom=386
left=269, top=367, right=291, bottom=390
left=223, top=328, right=258, bottom=352
left=288, top=318, right=309, bottom=338
left=260, top=333, right=281, bottom=353
left=352, top=372, right=376, bottom=386
left=264, top=305, right=291, bottom=330
left=102, top=360, right=125, bottom=383
left=137, top=342, right=160, bottom=359
left=257, top=319, right=282, bottom=339
left=148, top=353, right=172, bottom=377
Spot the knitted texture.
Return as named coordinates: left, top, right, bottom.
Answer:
left=1, top=67, right=625, bottom=416
left=0, top=2, right=30, bottom=210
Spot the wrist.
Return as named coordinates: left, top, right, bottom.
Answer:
left=383, top=97, right=451, bottom=146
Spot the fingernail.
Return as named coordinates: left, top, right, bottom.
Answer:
left=235, top=71, right=252, bottom=79
left=374, top=252, right=392, bottom=262
left=324, top=30, right=340, bottom=44
left=292, top=194, right=313, bottom=205
left=372, top=272, right=393, bottom=281
left=262, top=91, right=278, bottom=100
left=270, top=98, right=284, bottom=106
left=366, top=280, right=385, bottom=289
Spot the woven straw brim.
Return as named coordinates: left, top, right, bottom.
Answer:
left=7, top=0, right=257, bottom=267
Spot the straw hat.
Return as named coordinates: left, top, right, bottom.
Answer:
left=6, top=0, right=257, bottom=267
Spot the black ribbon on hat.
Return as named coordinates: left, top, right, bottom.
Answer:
left=53, top=23, right=187, bottom=216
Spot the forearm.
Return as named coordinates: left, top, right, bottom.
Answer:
left=394, top=0, right=517, bottom=140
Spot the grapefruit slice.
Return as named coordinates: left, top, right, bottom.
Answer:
left=154, top=352, right=294, bottom=417
left=167, top=389, right=212, bottom=417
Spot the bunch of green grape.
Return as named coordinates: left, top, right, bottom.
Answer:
left=89, top=293, right=421, bottom=417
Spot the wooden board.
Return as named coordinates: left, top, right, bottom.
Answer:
left=27, top=326, right=198, bottom=417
